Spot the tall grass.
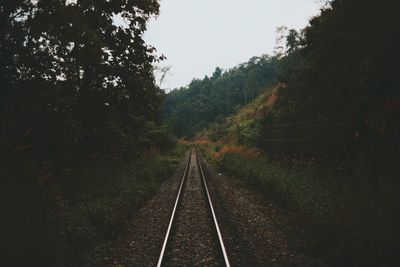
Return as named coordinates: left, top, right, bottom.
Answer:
left=203, top=145, right=382, bottom=266
left=2, top=143, right=187, bottom=266
left=55, top=143, right=186, bottom=266
left=218, top=153, right=350, bottom=222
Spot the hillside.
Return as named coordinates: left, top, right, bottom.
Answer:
left=162, top=55, right=277, bottom=138
left=198, top=83, right=282, bottom=146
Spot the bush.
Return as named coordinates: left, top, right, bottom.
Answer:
left=216, top=151, right=375, bottom=266
left=54, top=144, right=185, bottom=266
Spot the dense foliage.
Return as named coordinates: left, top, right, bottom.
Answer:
left=260, top=2, right=400, bottom=264
left=162, top=56, right=277, bottom=137
left=1, top=0, right=166, bottom=169
left=0, top=0, right=178, bottom=265
left=260, top=0, right=400, bottom=158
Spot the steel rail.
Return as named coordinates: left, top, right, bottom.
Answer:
left=157, top=149, right=192, bottom=267
left=195, top=148, right=231, bottom=267
left=157, top=148, right=231, bottom=267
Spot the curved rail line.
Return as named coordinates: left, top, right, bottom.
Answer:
left=157, top=148, right=231, bottom=267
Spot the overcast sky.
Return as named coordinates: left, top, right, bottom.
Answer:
left=144, top=0, right=325, bottom=90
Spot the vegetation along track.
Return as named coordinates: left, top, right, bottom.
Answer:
left=157, top=148, right=231, bottom=267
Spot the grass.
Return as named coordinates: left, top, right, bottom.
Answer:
left=1, top=141, right=187, bottom=266
left=198, top=143, right=378, bottom=266
left=54, top=143, right=187, bottom=266
left=198, top=86, right=277, bottom=144
left=217, top=152, right=348, bottom=222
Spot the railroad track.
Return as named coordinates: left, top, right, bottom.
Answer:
left=157, top=148, right=231, bottom=267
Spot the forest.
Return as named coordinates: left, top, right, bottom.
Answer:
left=162, top=55, right=277, bottom=137
left=1, top=0, right=399, bottom=266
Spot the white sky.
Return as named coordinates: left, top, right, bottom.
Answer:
left=144, top=0, right=325, bottom=90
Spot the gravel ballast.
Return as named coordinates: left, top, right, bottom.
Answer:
left=163, top=151, right=224, bottom=266
left=101, top=151, right=190, bottom=266
left=102, top=149, right=330, bottom=266
left=200, top=152, right=330, bottom=267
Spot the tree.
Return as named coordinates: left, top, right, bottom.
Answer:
left=155, top=65, right=172, bottom=88
left=1, top=0, right=163, bottom=165
left=258, top=2, right=400, bottom=264
left=1, top=1, right=164, bottom=265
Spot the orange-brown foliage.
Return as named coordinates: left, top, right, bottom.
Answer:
left=212, top=145, right=263, bottom=159
left=266, top=93, right=278, bottom=107
left=179, top=140, right=193, bottom=145
left=193, top=137, right=221, bottom=146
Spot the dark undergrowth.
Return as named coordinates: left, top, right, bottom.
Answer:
left=199, top=144, right=399, bottom=267
left=2, top=143, right=187, bottom=267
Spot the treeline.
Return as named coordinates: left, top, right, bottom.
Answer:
left=259, top=0, right=400, bottom=159
left=260, top=2, right=400, bottom=263
left=162, top=55, right=277, bottom=137
left=1, top=0, right=176, bottom=265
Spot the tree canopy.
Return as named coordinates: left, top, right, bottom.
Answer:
left=259, top=0, right=400, bottom=158
left=162, top=55, right=277, bottom=137
left=1, top=0, right=166, bottom=170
